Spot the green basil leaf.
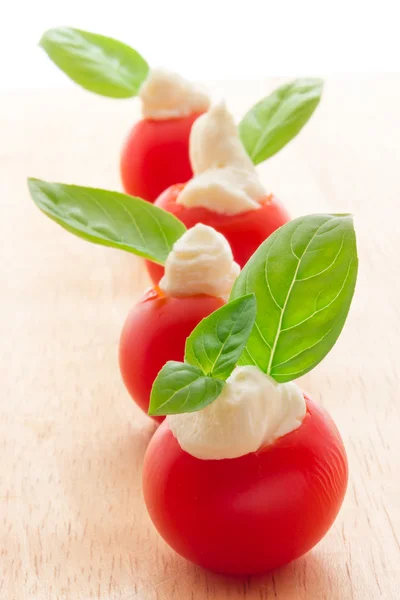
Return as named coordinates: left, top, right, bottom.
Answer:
left=239, top=78, right=323, bottom=165
left=149, top=362, right=224, bottom=416
left=230, top=214, right=358, bottom=382
left=39, top=27, right=149, bottom=98
left=185, top=294, right=257, bottom=380
left=27, top=179, right=186, bottom=264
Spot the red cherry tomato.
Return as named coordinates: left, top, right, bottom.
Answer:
left=143, top=396, right=348, bottom=574
left=120, top=113, right=204, bottom=202
left=119, top=287, right=224, bottom=422
left=145, top=183, right=290, bottom=284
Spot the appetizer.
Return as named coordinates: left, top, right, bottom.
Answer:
left=143, top=213, right=358, bottom=574
left=120, top=69, right=209, bottom=201
left=120, top=223, right=238, bottom=420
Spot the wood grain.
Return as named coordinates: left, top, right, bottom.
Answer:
left=1, top=77, right=399, bottom=599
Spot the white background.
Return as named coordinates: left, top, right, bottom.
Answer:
left=1, top=0, right=400, bottom=89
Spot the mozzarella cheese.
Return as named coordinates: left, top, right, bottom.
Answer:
left=159, top=223, right=239, bottom=299
left=177, top=102, right=266, bottom=214
left=167, top=366, right=306, bottom=460
left=139, top=68, right=210, bottom=120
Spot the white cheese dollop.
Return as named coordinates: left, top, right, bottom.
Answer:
left=159, top=224, right=239, bottom=299
left=177, top=102, right=267, bottom=215
left=139, top=68, right=210, bottom=120
left=167, top=366, right=306, bottom=460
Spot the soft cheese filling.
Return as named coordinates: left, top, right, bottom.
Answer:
left=139, top=68, right=210, bottom=120
left=159, top=223, right=240, bottom=299
left=167, top=366, right=306, bottom=460
left=177, top=102, right=267, bottom=215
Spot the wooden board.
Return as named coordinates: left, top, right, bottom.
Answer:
left=1, top=77, right=399, bottom=599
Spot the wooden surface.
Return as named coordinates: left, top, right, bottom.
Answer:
left=1, top=77, right=399, bottom=599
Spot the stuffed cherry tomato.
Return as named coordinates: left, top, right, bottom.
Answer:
left=146, top=102, right=289, bottom=282
left=119, top=288, right=224, bottom=422
left=120, top=222, right=239, bottom=419
left=142, top=214, right=357, bottom=575
left=121, top=69, right=209, bottom=202
left=143, top=394, right=347, bottom=575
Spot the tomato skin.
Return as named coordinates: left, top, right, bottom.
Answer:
left=119, top=287, right=224, bottom=422
left=142, top=396, right=348, bottom=574
left=120, top=113, right=204, bottom=202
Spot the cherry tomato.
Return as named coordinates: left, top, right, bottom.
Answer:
left=119, top=287, right=224, bottom=422
left=120, top=113, right=204, bottom=202
left=143, top=396, right=348, bottom=574
left=144, top=184, right=290, bottom=284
